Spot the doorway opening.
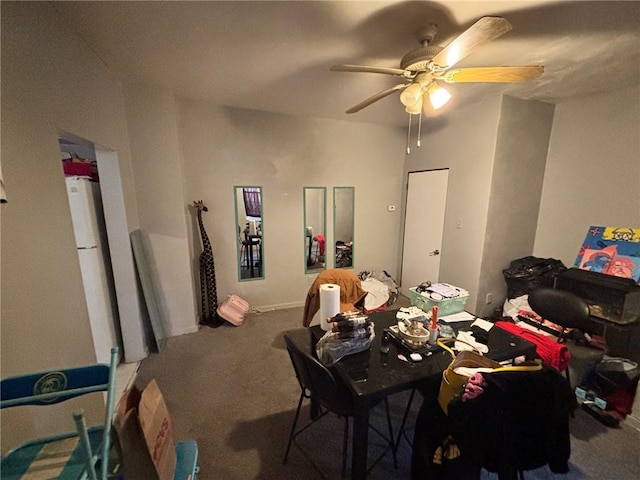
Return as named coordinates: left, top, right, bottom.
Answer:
left=58, top=132, right=147, bottom=364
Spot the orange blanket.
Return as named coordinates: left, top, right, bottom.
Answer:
left=302, top=269, right=367, bottom=327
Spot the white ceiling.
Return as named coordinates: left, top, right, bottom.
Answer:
left=52, top=1, right=640, bottom=127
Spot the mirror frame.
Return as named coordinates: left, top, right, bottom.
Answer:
left=333, top=186, right=355, bottom=269
left=303, top=186, right=327, bottom=274
left=234, top=185, right=264, bottom=281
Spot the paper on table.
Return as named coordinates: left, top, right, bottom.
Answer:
left=455, top=331, right=489, bottom=353
left=439, top=311, right=475, bottom=323
left=470, top=318, right=494, bottom=332
left=428, top=283, right=461, bottom=297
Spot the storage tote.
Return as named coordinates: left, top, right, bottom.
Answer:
left=409, top=283, right=469, bottom=317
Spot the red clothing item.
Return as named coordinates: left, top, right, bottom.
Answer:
left=495, top=321, right=571, bottom=372
left=313, top=234, right=326, bottom=255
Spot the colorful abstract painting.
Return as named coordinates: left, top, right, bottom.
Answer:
left=575, top=226, right=640, bottom=283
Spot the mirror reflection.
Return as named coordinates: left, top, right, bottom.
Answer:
left=234, top=186, right=264, bottom=281
left=304, top=187, right=326, bottom=273
left=334, top=187, right=355, bottom=269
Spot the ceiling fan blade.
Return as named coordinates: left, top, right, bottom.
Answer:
left=439, top=66, right=544, bottom=83
left=331, top=64, right=410, bottom=77
left=345, top=84, right=407, bottom=114
left=431, top=17, right=513, bottom=70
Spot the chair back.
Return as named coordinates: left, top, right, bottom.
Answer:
left=528, top=287, right=590, bottom=330
left=1, top=347, right=119, bottom=480
left=284, top=335, right=353, bottom=417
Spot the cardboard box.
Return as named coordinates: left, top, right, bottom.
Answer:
left=114, top=380, right=177, bottom=480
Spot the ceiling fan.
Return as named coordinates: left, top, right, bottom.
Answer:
left=331, top=16, right=544, bottom=116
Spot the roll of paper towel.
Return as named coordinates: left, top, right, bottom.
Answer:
left=319, top=283, right=340, bottom=331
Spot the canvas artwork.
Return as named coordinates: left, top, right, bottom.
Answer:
left=574, top=226, right=640, bottom=283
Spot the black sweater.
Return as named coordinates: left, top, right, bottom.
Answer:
left=412, top=365, right=575, bottom=480
left=448, top=364, right=574, bottom=478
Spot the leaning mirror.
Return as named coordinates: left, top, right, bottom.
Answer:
left=234, top=186, right=264, bottom=281
left=304, top=187, right=327, bottom=273
left=333, top=187, right=355, bottom=269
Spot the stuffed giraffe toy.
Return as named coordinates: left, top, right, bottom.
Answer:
left=193, top=201, right=224, bottom=327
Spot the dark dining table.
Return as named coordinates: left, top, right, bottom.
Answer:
left=284, top=308, right=536, bottom=480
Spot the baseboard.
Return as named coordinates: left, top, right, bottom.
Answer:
left=624, top=413, right=640, bottom=432
left=252, top=301, right=305, bottom=312
left=174, top=324, right=199, bottom=336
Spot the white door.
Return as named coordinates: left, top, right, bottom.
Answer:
left=400, top=169, right=449, bottom=297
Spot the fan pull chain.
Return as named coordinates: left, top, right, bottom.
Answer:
left=417, top=113, right=422, bottom=148
left=406, top=113, right=412, bottom=155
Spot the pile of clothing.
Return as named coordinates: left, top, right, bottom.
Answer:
left=358, top=270, right=399, bottom=311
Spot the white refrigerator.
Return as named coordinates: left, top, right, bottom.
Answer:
left=65, top=176, right=121, bottom=364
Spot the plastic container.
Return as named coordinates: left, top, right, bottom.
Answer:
left=409, top=284, right=469, bottom=317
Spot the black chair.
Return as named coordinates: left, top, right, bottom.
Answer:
left=282, top=334, right=397, bottom=478
left=238, top=225, right=261, bottom=276
left=528, top=287, right=606, bottom=388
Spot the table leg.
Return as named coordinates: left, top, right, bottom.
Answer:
left=351, top=406, right=369, bottom=479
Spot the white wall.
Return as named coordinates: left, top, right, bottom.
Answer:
left=1, top=2, right=141, bottom=452
left=122, top=85, right=199, bottom=336
left=534, top=86, right=640, bottom=266
left=177, top=99, right=407, bottom=311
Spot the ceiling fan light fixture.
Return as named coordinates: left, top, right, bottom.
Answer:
left=427, top=83, right=451, bottom=110
left=405, top=95, right=423, bottom=115
left=399, top=82, right=423, bottom=107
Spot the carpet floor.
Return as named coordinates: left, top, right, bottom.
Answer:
left=134, top=299, right=640, bottom=479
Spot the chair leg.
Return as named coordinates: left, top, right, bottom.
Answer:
left=564, top=367, right=576, bottom=418
left=73, top=410, right=98, bottom=480
left=283, top=392, right=305, bottom=464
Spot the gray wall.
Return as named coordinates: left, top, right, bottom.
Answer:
left=476, top=96, right=555, bottom=317
left=1, top=2, right=141, bottom=450
left=534, top=85, right=640, bottom=266
left=175, top=99, right=407, bottom=309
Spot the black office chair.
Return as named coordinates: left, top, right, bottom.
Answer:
left=528, top=287, right=607, bottom=389
left=282, top=334, right=397, bottom=479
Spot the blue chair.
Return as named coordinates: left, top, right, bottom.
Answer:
left=1, top=347, right=119, bottom=480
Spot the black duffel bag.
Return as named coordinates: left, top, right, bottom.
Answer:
left=503, top=256, right=567, bottom=299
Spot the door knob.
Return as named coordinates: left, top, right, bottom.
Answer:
left=429, top=249, right=440, bottom=256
